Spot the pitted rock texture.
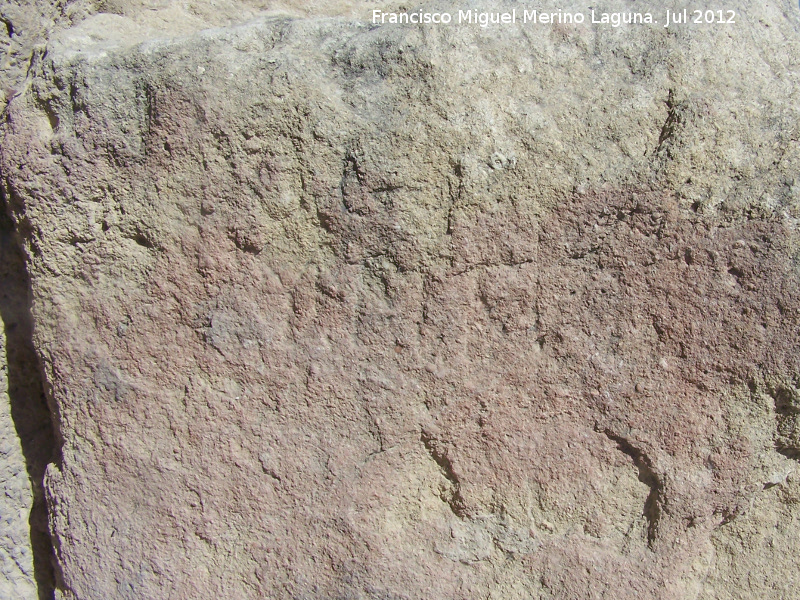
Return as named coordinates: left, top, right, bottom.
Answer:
left=2, top=1, right=800, bottom=598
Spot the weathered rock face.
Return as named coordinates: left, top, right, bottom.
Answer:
left=2, top=1, right=800, bottom=598
left=0, top=204, right=54, bottom=599
left=0, top=321, right=36, bottom=600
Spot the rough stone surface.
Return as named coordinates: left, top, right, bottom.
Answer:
left=2, top=1, right=800, bottom=598
left=0, top=322, right=36, bottom=599
left=1, top=204, right=54, bottom=599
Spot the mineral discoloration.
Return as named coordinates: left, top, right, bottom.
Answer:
left=1, top=1, right=800, bottom=598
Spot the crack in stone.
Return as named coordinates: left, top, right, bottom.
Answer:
left=597, top=426, right=662, bottom=549
left=420, top=430, right=467, bottom=518
left=655, top=89, right=679, bottom=154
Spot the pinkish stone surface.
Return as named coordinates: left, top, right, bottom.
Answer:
left=2, top=2, right=800, bottom=598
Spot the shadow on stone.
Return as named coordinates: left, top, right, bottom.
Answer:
left=0, top=190, right=56, bottom=600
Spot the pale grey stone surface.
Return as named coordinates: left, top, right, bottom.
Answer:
left=0, top=322, right=36, bottom=599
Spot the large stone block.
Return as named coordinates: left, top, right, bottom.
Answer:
left=2, top=1, right=800, bottom=598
